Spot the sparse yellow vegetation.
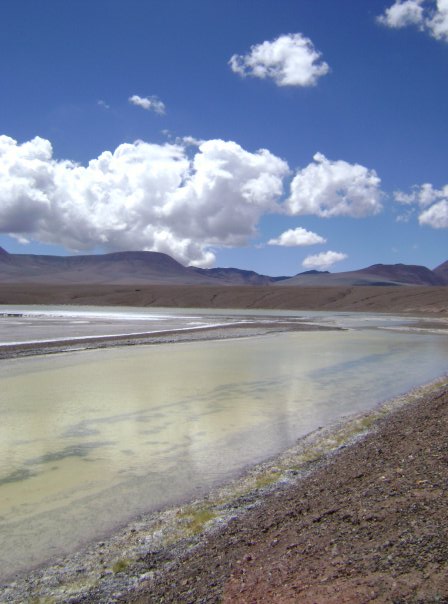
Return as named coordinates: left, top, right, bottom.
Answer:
left=112, top=558, right=131, bottom=573
left=253, top=470, right=281, bottom=489
left=292, top=450, right=323, bottom=466
left=177, top=506, right=217, bottom=535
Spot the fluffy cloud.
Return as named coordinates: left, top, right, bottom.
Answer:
left=285, top=153, right=382, bottom=218
left=394, top=182, right=448, bottom=227
left=378, top=1, right=448, bottom=42
left=268, top=227, right=326, bottom=246
left=419, top=200, right=448, bottom=227
left=129, top=94, right=166, bottom=115
left=302, top=250, right=348, bottom=270
left=394, top=182, right=448, bottom=206
left=229, top=33, right=330, bottom=87
left=377, top=0, right=425, bottom=28
left=0, top=135, right=288, bottom=267
left=430, top=0, right=448, bottom=39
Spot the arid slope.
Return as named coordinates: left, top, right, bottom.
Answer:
left=0, top=283, right=447, bottom=315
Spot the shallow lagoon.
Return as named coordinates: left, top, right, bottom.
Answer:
left=0, top=307, right=447, bottom=578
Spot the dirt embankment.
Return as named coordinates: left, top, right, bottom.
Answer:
left=0, top=283, right=447, bottom=315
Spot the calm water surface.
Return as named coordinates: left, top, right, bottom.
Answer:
left=0, top=307, right=447, bottom=578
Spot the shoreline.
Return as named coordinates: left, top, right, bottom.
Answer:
left=0, top=309, right=446, bottom=361
left=0, top=320, right=341, bottom=360
left=1, top=376, right=447, bottom=603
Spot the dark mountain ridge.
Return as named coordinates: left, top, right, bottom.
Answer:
left=192, top=266, right=289, bottom=285
left=0, top=249, right=284, bottom=286
left=0, top=248, right=446, bottom=286
left=278, top=262, right=447, bottom=287
left=357, top=263, right=443, bottom=286
left=434, top=260, right=448, bottom=283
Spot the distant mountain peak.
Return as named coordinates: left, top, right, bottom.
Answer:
left=0, top=246, right=9, bottom=255
left=357, top=262, right=443, bottom=285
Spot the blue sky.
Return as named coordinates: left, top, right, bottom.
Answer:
left=0, top=0, right=447, bottom=276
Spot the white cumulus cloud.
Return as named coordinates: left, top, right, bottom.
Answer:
left=0, top=135, right=289, bottom=267
left=394, top=182, right=448, bottom=227
left=302, top=250, right=348, bottom=271
left=229, top=33, right=330, bottom=87
left=377, top=0, right=425, bottom=28
left=268, top=227, right=326, bottom=247
left=394, top=182, right=448, bottom=206
left=129, top=94, right=166, bottom=115
left=285, top=152, right=382, bottom=218
left=419, top=200, right=448, bottom=227
left=378, top=0, right=448, bottom=42
left=430, top=0, right=448, bottom=39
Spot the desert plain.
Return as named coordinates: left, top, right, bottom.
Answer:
left=0, top=282, right=447, bottom=315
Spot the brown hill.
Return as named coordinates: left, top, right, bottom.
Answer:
left=357, top=263, right=444, bottom=285
left=0, top=249, right=280, bottom=286
left=434, top=260, right=448, bottom=284
left=0, top=283, right=447, bottom=316
left=277, top=263, right=446, bottom=287
left=0, top=250, right=209, bottom=285
left=193, top=266, right=286, bottom=286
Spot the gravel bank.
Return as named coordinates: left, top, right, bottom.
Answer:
left=0, top=320, right=339, bottom=360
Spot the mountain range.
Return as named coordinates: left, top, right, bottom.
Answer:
left=0, top=246, right=447, bottom=287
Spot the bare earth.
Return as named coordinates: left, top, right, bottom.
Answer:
left=0, top=283, right=447, bottom=316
